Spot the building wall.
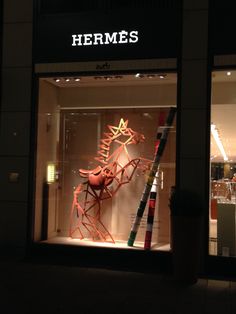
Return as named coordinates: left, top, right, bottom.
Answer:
left=177, top=0, right=210, bottom=269
left=0, top=0, right=33, bottom=255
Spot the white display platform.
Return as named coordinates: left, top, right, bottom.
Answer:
left=43, top=236, right=170, bottom=251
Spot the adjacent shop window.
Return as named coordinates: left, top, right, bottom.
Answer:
left=34, top=73, right=177, bottom=250
left=210, top=70, right=236, bottom=256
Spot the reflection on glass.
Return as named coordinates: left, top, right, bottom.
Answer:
left=210, top=70, right=236, bottom=257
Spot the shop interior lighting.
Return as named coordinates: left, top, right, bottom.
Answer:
left=53, top=73, right=171, bottom=84
left=47, top=163, right=56, bottom=184
left=94, top=76, right=122, bottom=80
left=227, top=71, right=231, bottom=76
left=211, top=124, right=228, bottom=161
left=135, top=73, right=145, bottom=78
left=134, top=73, right=167, bottom=79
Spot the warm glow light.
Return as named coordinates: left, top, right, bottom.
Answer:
left=211, top=124, right=228, bottom=161
left=227, top=71, right=231, bottom=76
left=47, top=163, right=55, bottom=184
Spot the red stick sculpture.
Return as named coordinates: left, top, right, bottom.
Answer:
left=69, top=118, right=146, bottom=242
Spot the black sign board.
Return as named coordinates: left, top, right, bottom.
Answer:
left=34, top=7, right=181, bottom=64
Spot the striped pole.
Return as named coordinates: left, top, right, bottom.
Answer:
left=144, top=112, right=164, bottom=250
left=144, top=173, right=158, bottom=250
left=127, top=107, right=176, bottom=247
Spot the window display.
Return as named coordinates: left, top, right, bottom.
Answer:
left=210, top=70, right=236, bottom=256
left=34, top=73, right=177, bottom=250
left=70, top=118, right=147, bottom=242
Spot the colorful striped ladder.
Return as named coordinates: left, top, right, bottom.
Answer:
left=127, top=107, right=176, bottom=247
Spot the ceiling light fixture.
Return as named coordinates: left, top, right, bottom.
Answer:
left=135, top=73, right=145, bottom=79
left=54, top=78, right=60, bottom=82
left=159, top=74, right=167, bottom=79
left=211, top=124, right=228, bottom=161
left=74, top=78, right=81, bottom=82
left=227, top=71, right=231, bottom=76
left=65, top=78, right=70, bottom=82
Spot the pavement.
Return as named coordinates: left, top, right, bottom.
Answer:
left=0, top=255, right=236, bottom=314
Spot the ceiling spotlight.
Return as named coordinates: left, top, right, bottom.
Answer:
left=159, top=74, right=167, bottom=79
left=65, top=78, right=70, bottom=82
left=147, top=74, right=155, bottom=79
left=105, top=76, right=112, bottom=81
left=54, top=78, right=60, bottom=83
left=227, top=71, right=231, bottom=76
left=74, top=78, right=81, bottom=82
left=135, top=73, right=144, bottom=78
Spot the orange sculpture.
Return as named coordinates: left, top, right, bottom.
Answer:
left=69, top=118, right=148, bottom=242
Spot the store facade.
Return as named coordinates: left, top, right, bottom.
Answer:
left=28, top=0, right=181, bottom=271
left=3, top=0, right=236, bottom=276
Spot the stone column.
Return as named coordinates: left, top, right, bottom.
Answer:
left=0, top=0, right=33, bottom=256
left=177, top=0, right=210, bottom=268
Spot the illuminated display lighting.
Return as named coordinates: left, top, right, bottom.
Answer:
left=211, top=124, right=228, bottom=161
left=47, top=163, right=56, bottom=184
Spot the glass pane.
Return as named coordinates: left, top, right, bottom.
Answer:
left=210, top=70, right=236, bottom=256
left=34, top=73, right=177, bottom=250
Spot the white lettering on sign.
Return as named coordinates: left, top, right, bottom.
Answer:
left=72, top=30, right=138, bottom=46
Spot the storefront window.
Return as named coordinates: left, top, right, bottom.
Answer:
left=34, top=73, right=177, bottom=250
left=210, top=70, right=236, bottom=256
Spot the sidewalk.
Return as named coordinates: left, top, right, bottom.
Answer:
left=0, top=258, right=235, bottom=314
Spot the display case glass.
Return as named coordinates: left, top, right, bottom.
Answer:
left=210, top=70, right=236, bottom=256
left=34, top=73, right=177, bottom=250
